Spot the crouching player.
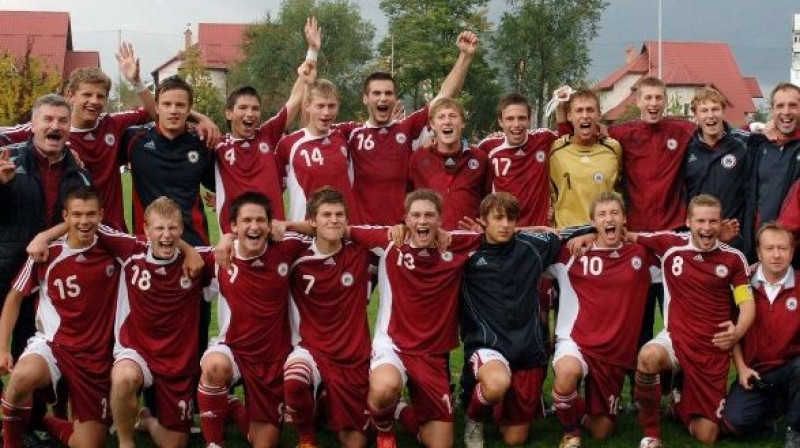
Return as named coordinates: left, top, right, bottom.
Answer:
left=0, top=186, right=119, bottom=448
left=282, top=187, right=372, bottom=448
left=546, top=192, right=657, bottom=448
left=460, top=192, right=593, bottom=448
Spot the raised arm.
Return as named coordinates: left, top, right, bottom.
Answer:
left=433, top=31, right=478, bottom=101
left=117, top=42, right=156, bottom=119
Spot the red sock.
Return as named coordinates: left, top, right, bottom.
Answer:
left=197, top=383, right=230, bottom=446
left=284, top=363, right=315, bottom=444
left=635, top=371, right=662, bottom=439
left=227, top=396, right=249, bottom=436
left=42, top=415, right=73, bottom=446
left=466, top=384, right=493, bottom=421
left=553, top=389, right=581, bottom=437
left=368, top=400, right=396, bottom=433
left=395, top=401, right=419, bottom=440
left=2, top=398, right=31, bottom=448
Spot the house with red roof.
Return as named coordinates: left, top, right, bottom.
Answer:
left=596, top=41, right=762, bottom=126
left=151, top=23, right=249, bottom=92
left=0, top=10, right=99, bottom=79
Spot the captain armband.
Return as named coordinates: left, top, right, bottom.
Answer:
left=733, top=284, right=754, bottom=305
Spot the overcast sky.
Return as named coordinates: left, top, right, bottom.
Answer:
left=1, top=0, right=797, bottom=102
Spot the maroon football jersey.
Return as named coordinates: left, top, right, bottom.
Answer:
left=1, top=110, right=151, bottom=231
left=97, top=229, right=214, bottom=376
left=408, top=145, right=490, bottom=229
left=275, top=129, right=359, bottom=222
left=215, top=107, right=288, bottom=232
left=12, top=238, right=120, bottom=362
left=288, top=239, right=372, bottom=365
left=338, top=107, right=430, bottom=225
left=212, top=234, right=307, bottom=363
left=637, top=232, right=750, bottom=351
left=478, top=129, right=558, bottom=226
left=548, top=243, right=657, bottom=368
left=349, top=227, right=481, bottom=354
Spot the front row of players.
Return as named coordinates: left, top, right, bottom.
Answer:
left=0, top=185, right=796, bottom=448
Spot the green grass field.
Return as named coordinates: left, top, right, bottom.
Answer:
left=120, top=174, right=784, bottom=448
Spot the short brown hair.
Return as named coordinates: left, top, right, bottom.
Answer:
left=145, top=196, right=183, bottom=224
left=635, top=77, right=666, bottom=96
left=687, top=194, right=722, bottom=218
left=690, top=87, right=728, bottom=113
left=66, top=67, right=112, bottom=95
left=405, top=189, right=443, bottom=214
left=306, top=79, right=339, bottom=103
left=589, top=191, right=626, bottom=219
left=755, top=221, right=794, bottom=248
left=306, top=186, right=348, bottom=220
left=479, top=192, right=520, bottom=221
left=770, top=82, right=800, bottom=106
left=496, top=93, right=531, bottom=120
left=566, top=88, right=600, bottom=112
left=430, top=97, right=466, bottom=122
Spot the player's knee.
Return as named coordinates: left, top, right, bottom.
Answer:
left=111, top=363, right=143, bottom=393
left=7, top=366, right=43, bottom=397
left=637, top=345, right=667, bottom=373
left=201, top=357, right=232, bottom=386
left=690, top=419, right=719, bottom=445
left=479, top=373, right=510, bottom=403
left=501, top=427, right=529, bottom=446
left=586, top=416, right=615, bottom=440
left=553, top=360, right=582, bottom=393
left=369, top=371, right=402, bottom=406
left=159, top=433, right=188, bottom=448
left=424, top=435, right=453, bottom=448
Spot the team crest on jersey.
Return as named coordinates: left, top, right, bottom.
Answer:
left=715, top=264, right=729, bottom=278
left=468, top=159, right=480, bottom=170
left=441, top=251, right=454, bottom=262
left=259, top=142, right=270, bottom=153
left=787, top=297, right=798, bottom=311
left=721, top=154, right=737, bottom=169
left=187, top=151, right=200, bottom=163
left=396, top=133, right=407, bottom=144
left=105, top=264, right=116, bottom=277
left=180, top=276, right=192, bottom=289
left=277, top=263, right=289, bottom=277
left=631, top=256, right=643, bottom=270
left=104, top=133, right=115, bottom=146
left=666, top=138, right=678, bottom=151
left=340, top=272, right=354, bottom=287
left=592, top=172, right=605, bottom=183
left=535, top=150, right=546, bottom=163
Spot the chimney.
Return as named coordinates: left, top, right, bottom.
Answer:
left=184, top=25, right=192, bottom=50
left=625, top=46, right=637, bottom=64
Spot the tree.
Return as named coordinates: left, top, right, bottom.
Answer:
left=492, top=0, right=607, bottom=127
left=0, top=38, right=61, bottom=125
left=178, top=45, right=227, bottom=131
left=228, top=0, right=375, bottom=123
left=378, top=0, right=501, bottom=138
left=108, top=78, right=140, bottom=113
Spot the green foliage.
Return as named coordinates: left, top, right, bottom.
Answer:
left=0, top=40, right=61, bottom=126
left=378, top=0, right=501, bottom=139
left=108, top=78, right=140, bottom=113
left=615, top=104, right=641, bottom=124
left=178, top=45, right=227, bottom=131
left=228, top=0, right=375, bottom=124
left=492, top=0, right=606, bottom=127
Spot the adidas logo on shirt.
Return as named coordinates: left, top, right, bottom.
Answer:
left=475, top=257, right=488, bottom=267
left=241, top=141, right=250, bottom=148
left=693, top=254, right=704, bottom=262
left=444, top=158, right=457, bottom=167
left=324, top=258, right=336, bottom=266
left=515, top=149, right=525, bottom=157
left=144, top=141, right=156, bottom=150
left=155, top=267, right=167, bottom=275
left=83, top=133, right=95, bottom=141
left=252, top=260, right=264, bottom=268
left=688, top=154, right=698, bottom=163
left=610, top=251, right=620, bottom=258
left=418, top=249, right=430, bottom=257
left=75, top=254, right=87, bottom=262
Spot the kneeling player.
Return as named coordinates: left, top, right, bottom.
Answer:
left=546, top=193, right=657, bottom=448
left=283, top=187, right=372, bottom=448
left=630, top=194, right=755, bottom=447
left=460, top=193, right=590, bottom=448
left=197, top=192, right=306, bottom=448
left=0, top=186, right=118, bottom=448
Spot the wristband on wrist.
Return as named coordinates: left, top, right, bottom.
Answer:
left=306, top=48, right=318, bottom=61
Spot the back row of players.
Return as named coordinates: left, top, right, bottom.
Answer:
left=0, top=16, right=799, bottom=448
